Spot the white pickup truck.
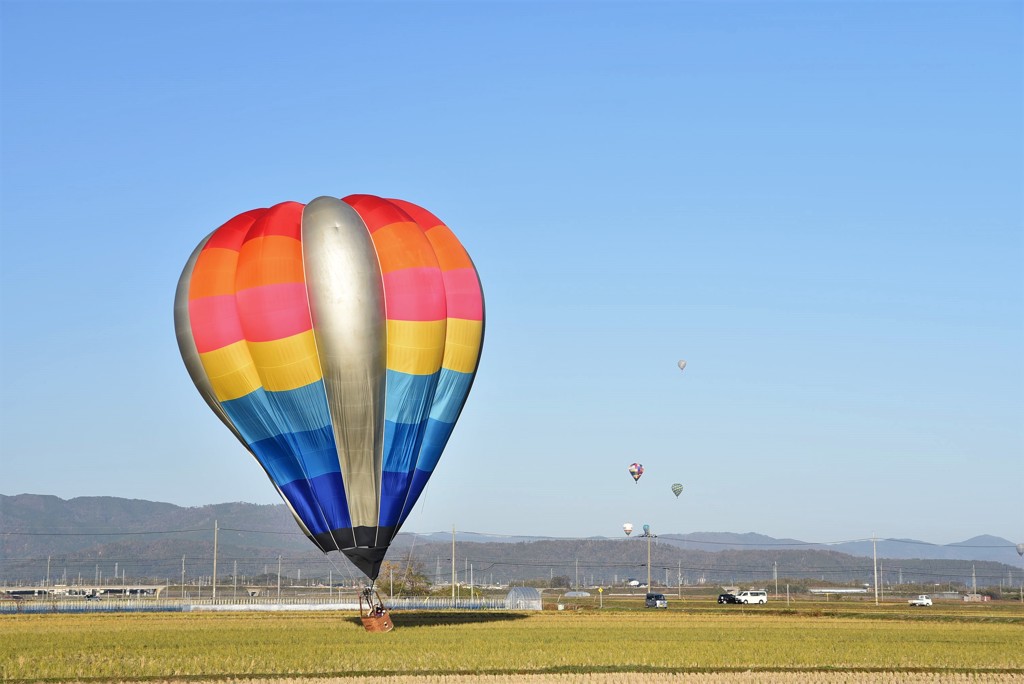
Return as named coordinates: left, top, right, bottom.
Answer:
left=908, top=595, right=933, bottom=606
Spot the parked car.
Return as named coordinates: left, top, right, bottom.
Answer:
left=717, top=593, right=740, bottom=604
left=908, top=595, right=933, bottom=606
left=645, top=593, right=668, bottom=608
left=736, top=590, right=768, bottom=604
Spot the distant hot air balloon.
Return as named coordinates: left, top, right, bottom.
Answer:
left=1017, top=543, right=1024, bottom=557
left=628, top=463, right=644, bottom=483
left=642, top=523, right=650, bottom=536
left=623, top=523, right=634, bottom=536
left=677, top=360, right=687, bottom=372
left=175, top=194, right=484, bottom=582
left=671, top=483, right=683, bottom=498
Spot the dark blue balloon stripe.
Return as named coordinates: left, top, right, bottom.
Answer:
left=379, top=470, right=412, bottom=527
left=416, top=417, right=458, bottom=475
left=279, top=471, right=351, bottom=536
left=397, top=467, right=433, bottom=525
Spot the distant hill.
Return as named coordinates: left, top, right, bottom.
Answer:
left=418, top=529, right=1019, bottom=564
left=2, top=494, right=1019, bottom=589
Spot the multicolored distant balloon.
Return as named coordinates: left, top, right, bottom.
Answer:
left=671, top=483, right=684, bottom=498
left=174, top=195, right=484, bottom=580
left=628, top=462, right=644, bottom=483
left=623, top=523, right=634, bottom=536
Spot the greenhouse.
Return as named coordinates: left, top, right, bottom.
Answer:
left=504, top=586, right=542, bottom=610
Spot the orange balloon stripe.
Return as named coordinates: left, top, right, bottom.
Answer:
left=422, top=224, right=475, bottom=272
left=236, top=235, right=305, bottom=290
left=189, top=247, right=241, bottom=300
left=370, top=221, right=442, bottom=273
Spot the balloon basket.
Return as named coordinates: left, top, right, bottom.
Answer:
left=359, top=589, right=394, bottom=633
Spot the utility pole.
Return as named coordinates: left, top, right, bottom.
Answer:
left=451, top=526, right=456, bottom=603
left=233, top=560, right=237, bottom=599
left=642, top=526, right=657, bottom=589
left=212, top=520, right=218, bottom=600
left=774, top=561, right=778, bottom=598
left=872, top=534, right=879, bottom=606
left=181, top=556, right=186, bottom=599
left=277, top=555, right=282, bottom=601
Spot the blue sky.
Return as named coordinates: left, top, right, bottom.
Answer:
left=1, top=1, right=1021, bottom=548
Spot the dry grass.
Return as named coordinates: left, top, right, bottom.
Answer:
left=2, top=604, right=1022, bottom=682
left=33, top=675, right=1024, bottom=684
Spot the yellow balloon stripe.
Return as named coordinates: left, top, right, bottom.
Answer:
left=386, top=319, right=446, bottom=375
left=248, top=330, right=323, bottom=392
left=201, top=340, right=261, bottom=402
left=200, top=331, right=324, bottom=400
left=442, top=319, right=483, bottom=374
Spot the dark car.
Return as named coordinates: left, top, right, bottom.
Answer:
left=718, top=593, right=740, bottom=604
left=645, top=593, right=668, bottom=608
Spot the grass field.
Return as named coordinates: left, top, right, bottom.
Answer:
left=2, top=600, right=1022, bottom=683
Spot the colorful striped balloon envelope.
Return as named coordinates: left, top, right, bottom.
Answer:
left=174, top=195, right=484, bottom=580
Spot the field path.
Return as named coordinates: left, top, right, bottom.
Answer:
left=50, top=674, right=1024, bottom=684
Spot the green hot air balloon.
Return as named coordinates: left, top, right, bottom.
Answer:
left=671, top=483, right=683, bottom=498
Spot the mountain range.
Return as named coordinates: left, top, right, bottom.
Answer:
left=2, top=494, right=1020, bottom=588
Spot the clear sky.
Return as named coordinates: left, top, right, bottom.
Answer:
left=1, top=1, right=1021, bottom=547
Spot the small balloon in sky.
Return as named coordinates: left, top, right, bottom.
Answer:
left=628, top=463, right=644, bottom=483
left=671, top=483, right=683, bottom=498
left=1017, top=543, right=1024, bottom=557
left=677, top=360, right=687, bottom=372
left=623, top=523, right=634, bottom=536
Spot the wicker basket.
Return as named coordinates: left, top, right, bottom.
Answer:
left=358, top=589, right=394, bottom=633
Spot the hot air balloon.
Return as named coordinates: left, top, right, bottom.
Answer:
left=642, top=523, right=650, bottom=536
left=677, top=360, right=687, bottom=372
left=628, top=463, right=644, bottom=482
left=1017, top=543, right=1024, bottom=557
left=671, top=483, right=683, bottom=497
left=623, top=523, right=634, bottom=536
left=174, top=195, right=484, bottom=583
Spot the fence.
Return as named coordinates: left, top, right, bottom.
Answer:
left=0, top=594, right=513, bottom=615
